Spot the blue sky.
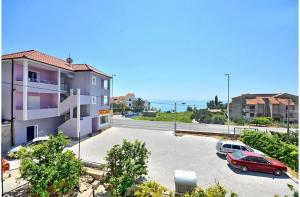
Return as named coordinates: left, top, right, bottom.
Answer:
left=2, top=0, right=298, bottom=101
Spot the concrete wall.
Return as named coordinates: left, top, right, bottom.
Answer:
left=70, top=72, right=91, bottom=95
left=14, top=116, right=64, bottom=146
left=2, top=124, right=12, bottom=153
left=2, top=61, right=12, bottom=120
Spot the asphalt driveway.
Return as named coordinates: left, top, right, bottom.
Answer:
left=70, top=127, right=298, bottom=197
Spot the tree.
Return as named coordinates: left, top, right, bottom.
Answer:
left=186, top=106, right=193, bottom=112
left=104, top=139, right=151, bottom=196
left=215, top=95, right=219, bottom=106
left=133, top=98, right=146, bottom=112
left=17, top=132, right=83, bottom=196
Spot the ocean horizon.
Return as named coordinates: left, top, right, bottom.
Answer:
left=148, top=99, right=208, bottom=112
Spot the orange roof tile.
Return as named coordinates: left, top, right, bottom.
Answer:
left=2, top=50, right=111, bottom=77
left=268, top=97, right=280, bottom=104
left=277, top=98, right=295, bottom=106
left=245, top=97, right=265, bottom=105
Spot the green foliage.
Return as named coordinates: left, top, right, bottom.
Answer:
left=134, top=181, right=173, bottom=197
left=250, top=117, right=273, bottom=126
left=192, top=109, right=226, bottom=124
left=287, top=184, right=298, bottom=197
left=206, top=96, right=227, bottom=110
left=241, top=130, right=298, bottom=171
left=133, top=98, right=146, bottom=112
left=231, top=118, right=248, bottom=126
left=17, top=132, right=83, bottom=196
left=186, top=106, right=194, bottom=112
left=133, top=112, right=193, bottom=123
left=270, top=130, right=298, bottom=146
left=104, top=139, right=151, bottom=196
left=183, top=182, right=237, bottom=197
left=113, top=103, right=129, bottom=112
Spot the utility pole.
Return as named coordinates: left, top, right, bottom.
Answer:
left=225, top=74, right=230, bottom=134
left=287, top=99, right=290, bottom=136
left=174, top=102, right=177, bottom=132
left=111, top=74, right=116, bottom=126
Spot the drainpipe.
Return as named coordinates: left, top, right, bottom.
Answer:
left=10, top=59, right=14, bottom=146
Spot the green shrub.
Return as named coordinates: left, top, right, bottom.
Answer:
left=183, top=182, right=238, bottom=197
left=232, top=118, right=248, bottom=126
left=212, top=115, right=226, bottom=125
left=18, top=132, right=83, bottom=196
left=250, top=117, right=272, bottom=126
left=241, top=130, right=298, bottom=171
left=270, top=130, right=298, bottom=146
left=134, top=181, right=174, bottom=197
left=104, top=139, right=151, bottom=196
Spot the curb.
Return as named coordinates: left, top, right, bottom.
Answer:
left=286, top=172, right=299, bottom=184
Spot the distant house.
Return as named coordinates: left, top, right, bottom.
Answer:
left=112, top=93, right=150, bottom=110
left=230, top=93, right=298, bottom=123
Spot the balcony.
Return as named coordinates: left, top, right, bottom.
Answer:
left=242, top=108, right=255, bottom=113
left=15, top=106, right=58, bottom=120
left=15, top=78, right=58, bottom=93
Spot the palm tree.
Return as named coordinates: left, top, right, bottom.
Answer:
left=133, top=98, right=145, bottom=112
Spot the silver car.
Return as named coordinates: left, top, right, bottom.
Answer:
left=216, top=140, right=264, bottom=155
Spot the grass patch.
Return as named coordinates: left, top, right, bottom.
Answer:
left=133, top=112, right=193, bottom=123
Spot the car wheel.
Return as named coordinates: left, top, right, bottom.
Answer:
left=274, top=170, right=282, bottom=176
left=240, top=165, right=248, bottom=172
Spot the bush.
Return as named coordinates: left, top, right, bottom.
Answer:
left=134, top=181, right=173, bottom=197
left=250, top=117, right=272, bottom=126
left=241, top=129, right=298, bottom=171
left=212, top=115, right=226, bottom=125
left=270, top=130, right=298, bottom=146
left=232, top=118, right=248, bottom=126
left=183, top=182, right=238, bottom=197
left=17, top=132, right=83, bottom=196
left=104, top=139, right=151, bottom=196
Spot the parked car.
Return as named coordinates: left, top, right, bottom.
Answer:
left=227, top=151, right=287, bottom=176
left=7, top=136, right=49, bottom=158
left=216, top=140, right=264, bottom=155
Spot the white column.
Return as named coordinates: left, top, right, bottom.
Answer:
left=23, top=59, right=28, bottom=120
left=57, top=69, right=61, bottom=116
left=70, top=89, right=74, bottom=118
left=77, top=89, right=80, bottom=138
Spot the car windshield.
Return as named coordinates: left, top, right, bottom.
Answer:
left=245, top=146, right=254, bottom=152
left=232, top=151, right=245, bottom=159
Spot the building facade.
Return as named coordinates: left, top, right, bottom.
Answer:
left=2, top=50, right=112, bottom=146
left=112, top=93, right=150, bottom=110
left=230, top=93, right=298, bottom=122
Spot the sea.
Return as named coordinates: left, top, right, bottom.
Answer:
left=148, top=99, right=208, bottom=112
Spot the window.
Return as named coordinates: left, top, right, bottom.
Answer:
left=129, top=103, right=132, bottom=107
left=103, top=96, right=108, bottom=105
left=232, top=145, right=241, bottom=150
left=241, top=146, right=248, bottom=151
left=129, top=98, right=131, bottom=101
left=92, top=96, right=96, bottom=104
left=223, top=144, right=231, bottom=148
left=250, top=113, right=254, bottom=117
left=100, top=116, right=108, bottom=125
left=103, top=80, right=108, bottom=89
left=92, top=76, right=97, bottom=85
left=28, top=71, right=39, bottom=82
left=256, top=157, right=270, bottom=164
left=250, top=105, right=255, bottom=109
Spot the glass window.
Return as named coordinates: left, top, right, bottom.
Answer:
left=241, top=146, right=248, bottom=151
left=232, top=151, right=245, bottom=159
left=100, top=116, right=108, bottom=124
left=232, top=145, right=241, bottom=150
left=92, top=96, right=96, bottom=104
left=223, top=144, right=231, bottom=148
left=103, top=80, right=108, bottom=89
left=103, top=96, right=108, bottom=105
left=92, top=76, right=97, bottom=85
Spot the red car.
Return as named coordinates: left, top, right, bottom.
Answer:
left=226, top=151, right=287, bottom=176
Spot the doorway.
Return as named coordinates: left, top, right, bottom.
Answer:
left=27, top=126, right=35, bottom=141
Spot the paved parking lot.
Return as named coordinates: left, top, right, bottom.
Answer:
left=70, top=127, right=298, bottom=197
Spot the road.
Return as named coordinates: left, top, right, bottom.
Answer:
left=70, top=127, right=298, bottom=197
left=112, top=115, right=290, bottom=134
